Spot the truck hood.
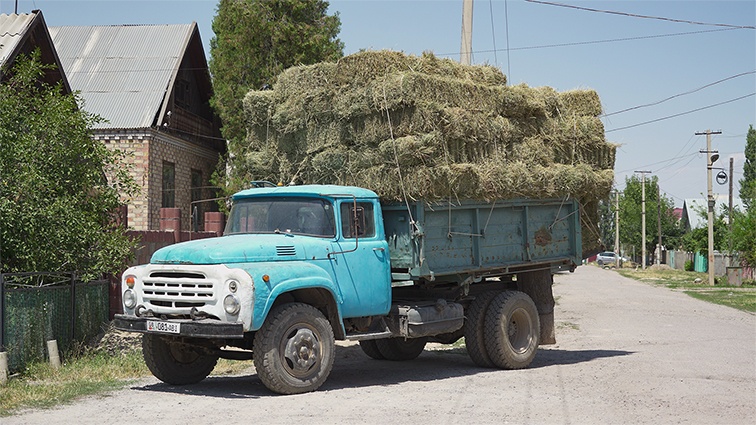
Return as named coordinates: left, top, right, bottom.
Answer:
left=150, top=234, right=321, bottom=265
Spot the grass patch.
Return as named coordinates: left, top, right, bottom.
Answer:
left=0, top=350, right=148, bottom=416
left=0, top=347, right=251, bottom=417
left=616, top=267, right=756, bottom=312
left=616, top=267, right=708, bottom=288
left=685, top=290, right=756, bottom=313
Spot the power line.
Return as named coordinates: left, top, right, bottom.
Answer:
left=605, top=93, right=756, bottom=133
left=436, top=27, right=738, bottom=57
left=525, top=0, right=756, bottom=30
left=617, top=152, right=698, bottom=174
left=602, top=70, right=756, bottom=118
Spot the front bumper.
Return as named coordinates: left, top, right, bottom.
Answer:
left=113, top=314, right=245, bottom=339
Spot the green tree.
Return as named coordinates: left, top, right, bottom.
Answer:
left=679, top=205, right=727, bottom=255
left=0, top=52, right=137, bottom=279
left=618, top=175, right=683, bottom=260
left=739, top=125, right=756, bottom=210
left=209, top=0, right=344, bottom=149
left=731, top=207, right=756, bottom=267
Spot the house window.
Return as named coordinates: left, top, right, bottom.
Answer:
left=175, top=78, right=191, bottom=109
left=191, top=169, right=203, bottom=230
left=162, top=161, right=175, bottom=208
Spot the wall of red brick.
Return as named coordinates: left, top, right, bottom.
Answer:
left=96, top=129, right=221, bottom=231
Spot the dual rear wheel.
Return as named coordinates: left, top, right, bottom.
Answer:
left=464, top=290, right=540, bottom=369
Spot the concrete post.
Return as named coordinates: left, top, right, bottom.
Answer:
left=0, top=351, right=8, bottom=385
left=47, top=340, right=61, bottom=370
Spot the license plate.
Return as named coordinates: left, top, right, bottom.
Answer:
left=146, top=320, right=181, bottom=334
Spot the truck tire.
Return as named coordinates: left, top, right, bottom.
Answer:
left=359, top=340, right=385, bottom=360
left=253, top=302, right=335, bottom=394
left=463, top=290, right=500, bottom=368
left=142, top=334, right=218, bottom=385
left=375, top=337, right=427, bottom=361
left=483, top=291, right=540, bottom=369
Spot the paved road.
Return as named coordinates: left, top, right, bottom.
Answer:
left=7, top=266, right=756, bottom=424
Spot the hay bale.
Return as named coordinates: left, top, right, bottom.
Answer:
left=558, top=89, right=602, bottom=117
left=332, top=50, right=507, bottom=87
left=236, top=49, right=615, bottom=221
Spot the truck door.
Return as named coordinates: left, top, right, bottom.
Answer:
left=328, top=200, right=391, bottom=318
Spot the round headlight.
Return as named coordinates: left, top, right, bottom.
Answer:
left=123, top=289, right=137, bottom=309
left=227, top=279, right=238, bottom=293
left=223, top=294, right=240, bottom=315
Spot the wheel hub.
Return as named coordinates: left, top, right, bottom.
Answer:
left=283, top=328, right=320, bottom=376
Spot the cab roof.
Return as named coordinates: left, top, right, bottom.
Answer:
left=232, top=184, right=379, bottom=200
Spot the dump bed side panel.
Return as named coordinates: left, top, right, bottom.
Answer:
left=382, top=199, right=581, bottom=280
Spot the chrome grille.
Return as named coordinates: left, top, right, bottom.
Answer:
left=143, top=271, right=215, bottom=308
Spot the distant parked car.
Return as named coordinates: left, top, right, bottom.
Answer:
left=596, top=251, right=617, bottom=266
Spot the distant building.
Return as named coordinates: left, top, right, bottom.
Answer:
left=681, top=195, right=743, bottom=232
left=49, top=23, right=225, bottom=231
left=0, top=10, right=69, bottom=92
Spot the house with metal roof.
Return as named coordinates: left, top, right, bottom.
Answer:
left=681, top=195, right=744, bottom=232
left=49, top=22, right=224, bottom=231
left=0, top=10, right=69, bottom=91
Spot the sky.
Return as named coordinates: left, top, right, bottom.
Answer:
left=2, top=0, right=754, bottom=208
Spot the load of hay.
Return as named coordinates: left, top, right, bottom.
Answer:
left=236, top=50, right=615, bottom=255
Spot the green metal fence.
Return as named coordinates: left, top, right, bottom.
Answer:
left=0, top=272, right=109, bottom=373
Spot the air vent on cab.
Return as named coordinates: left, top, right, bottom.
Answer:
left=276, top=245, right=296, bottom=256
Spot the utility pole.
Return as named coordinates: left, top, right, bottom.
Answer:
left=657, top=185, right=662, bottom=265
left=729, top=157, right=734, bottom=265
left=635, top=170, right=652, bottom=269
left=460, top=0, right=474, bottom=65
left=697, top=129, right=722, bottom=286
left=615, top=190, right=620, bottom=268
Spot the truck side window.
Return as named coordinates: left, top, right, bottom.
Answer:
left=341, top=202, right=375, bottom=238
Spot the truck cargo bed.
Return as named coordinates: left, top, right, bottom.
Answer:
left=382, top=198, right=581, bottom=283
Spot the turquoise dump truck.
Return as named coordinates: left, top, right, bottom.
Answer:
left=114, top=184, right=581, bottom=394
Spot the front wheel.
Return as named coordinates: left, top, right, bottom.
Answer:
left=483, top=291, right=540, bottom=369
left=253, top=303, right=335, bottom=394
left=142, top=334, right=218, bottom=385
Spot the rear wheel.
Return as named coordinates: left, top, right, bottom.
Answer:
left=253, top=303, right=335, bottom=394
left=375, top=337, right=427, bottom=361
left=463, top=290, right=500, bottom=368
left=142, top=334, right=218, bottom=385
left=483, top=291, right=540, bottom=369
left=359, top=340, right=385, bottom=360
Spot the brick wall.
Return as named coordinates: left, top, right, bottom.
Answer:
left=97, top=129, right=221, bottom=231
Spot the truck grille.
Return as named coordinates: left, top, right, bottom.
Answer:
left=143, top=271, right=215, bottom=309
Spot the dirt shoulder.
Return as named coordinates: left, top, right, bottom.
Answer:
left=6, top=266, right=755, bottom=424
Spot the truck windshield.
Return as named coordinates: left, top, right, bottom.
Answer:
left=224, top=197, right=336, bottom=238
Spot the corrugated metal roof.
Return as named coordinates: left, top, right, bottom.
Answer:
left=49, top=24, right=194, bottom=129
left=0, top=13, right=37, bottom=69
left=682, top=195, right=744, bottom=230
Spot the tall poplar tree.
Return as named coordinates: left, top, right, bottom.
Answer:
left=739, top=125, right=756, bottom=210
left=209, top=0, right=344, bottom=149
